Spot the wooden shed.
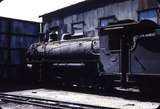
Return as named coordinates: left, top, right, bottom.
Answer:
left=40, top=0, right=159, bottom=39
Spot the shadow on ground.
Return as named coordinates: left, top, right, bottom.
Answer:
left=1, top=82, right=160, bottom=103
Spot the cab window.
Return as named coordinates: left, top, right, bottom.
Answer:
left=108, top=34, right=120, bottom=50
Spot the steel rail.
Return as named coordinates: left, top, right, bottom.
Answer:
left=0, top=93, right=114, bottom=109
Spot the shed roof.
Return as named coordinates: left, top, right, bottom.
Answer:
left=40, top=0, right=129, bottom=18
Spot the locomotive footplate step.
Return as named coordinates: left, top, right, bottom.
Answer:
left=0, top=89, right=159, bottom=109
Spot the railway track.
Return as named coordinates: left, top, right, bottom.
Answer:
left=0, top=93, right=112, bottom=109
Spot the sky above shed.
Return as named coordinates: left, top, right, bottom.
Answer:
left=0, top=0, right=85, bottom=22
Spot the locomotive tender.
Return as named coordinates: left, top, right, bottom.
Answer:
left=26, top=19, right=160, bottom=91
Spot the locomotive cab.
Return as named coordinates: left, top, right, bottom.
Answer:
left=99, top=19, right=160, bottom=88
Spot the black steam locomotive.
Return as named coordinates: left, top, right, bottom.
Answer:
left=26, top=20, right=160, bottom=92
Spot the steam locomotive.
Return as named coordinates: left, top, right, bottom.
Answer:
left=26, top=19, right=160, bottom=92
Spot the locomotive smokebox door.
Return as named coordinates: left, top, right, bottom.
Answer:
left=98, top=20, right=158, bottom=87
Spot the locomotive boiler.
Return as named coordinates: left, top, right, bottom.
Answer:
left=27, top=33, right=99, bottom=63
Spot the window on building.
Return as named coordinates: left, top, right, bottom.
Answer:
left=99, top=16, right=117, bottom=27
left=138, top=9, right=158, bottom=23
left=72, top=22, right=84, bottom=35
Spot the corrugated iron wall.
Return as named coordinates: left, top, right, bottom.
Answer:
left=0, top=17, right=39, bottom=83
left=42, top=0, right=138, bottom=37
left=42, top=0, right=160, bottom=37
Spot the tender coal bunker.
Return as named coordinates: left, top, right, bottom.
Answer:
left=138, top=37, right=160, bottom=52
